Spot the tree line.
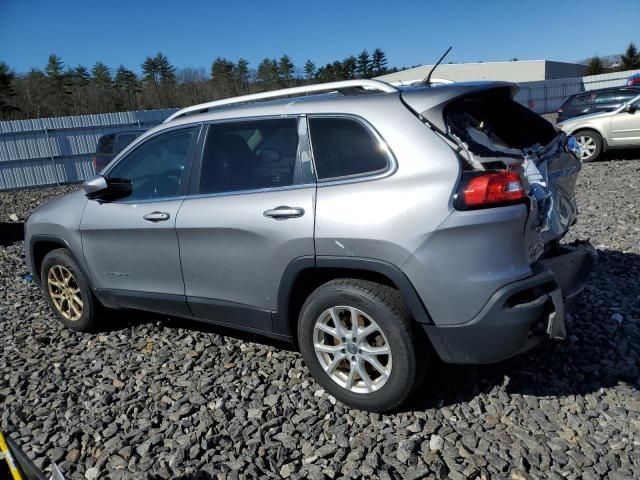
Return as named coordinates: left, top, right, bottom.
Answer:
left=585, top=42, right=640, bottom=75
left=0, top=48, right=398, bottom=120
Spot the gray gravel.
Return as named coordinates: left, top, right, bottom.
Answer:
left=0, top=184, right=79, bottom=222
left=1, top=160, right=639, bottom=480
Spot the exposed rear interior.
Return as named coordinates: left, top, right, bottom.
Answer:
left=443, top=88, right=557, bottom=170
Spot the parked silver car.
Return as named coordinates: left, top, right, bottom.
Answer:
left=557, top=92, right=640, bottom=162
left=25, top=79, right=595, bottom=411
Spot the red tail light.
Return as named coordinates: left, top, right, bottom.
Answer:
left=91, top=156, right=98, bottom=172
left=455, top=170, right=526, bottom=210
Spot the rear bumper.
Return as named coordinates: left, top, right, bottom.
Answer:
left=424, top=242, right=597, bottom=364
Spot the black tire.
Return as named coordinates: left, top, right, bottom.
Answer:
left=298, top=279, right=425, bottom=412
left=41, top=248, right=101, bottom=332
left=574, top=130, right=603, bottom=162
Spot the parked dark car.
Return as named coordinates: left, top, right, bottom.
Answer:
left=92, top=129, right=146, bottom=172
left=556, top=86, right=640, bottom=122
left=627, top=74, right=640, bottom=86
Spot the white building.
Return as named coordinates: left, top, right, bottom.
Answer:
left=376, top=60, right=587, bottom=84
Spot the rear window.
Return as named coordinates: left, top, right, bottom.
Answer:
left=309, top=117, right=389, bottom=180
left=96, top=134, right=115, bottom=154
left=571, top=94, right=590, bottom=106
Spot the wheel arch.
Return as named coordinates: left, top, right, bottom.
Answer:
left=273, top=256, right=433, bottom=340
left=570, top=127, right=608, bottom=151
left=30, top=235, right=94, bottom=289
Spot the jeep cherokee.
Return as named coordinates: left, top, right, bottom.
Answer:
left=25, top=79, right=596, bottom=412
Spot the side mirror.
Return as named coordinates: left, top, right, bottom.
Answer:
left=624, top=103, right=637, bottom=114
left=82, top=175, right=132, bottom=200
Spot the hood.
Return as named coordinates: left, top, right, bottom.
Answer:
left=558, top=109, right=617, bottom=127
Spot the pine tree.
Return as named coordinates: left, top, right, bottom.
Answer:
left=233, top=58, right=250, bottom=93
left=91, top=62, right=112, bottom=86
left=303, top=60, right=316, bottom=80
left=155, top=53, right=176, bottom=84
left=211, top=57, right=235, bottom=96
left=278, top=55, right=295, bottom=86
left=115, top=65, right=140, bottom=109
left=357, top=50, right=371, bottom=78
left=0, top=61, right=18, bottom=117
left=620, top=42, right=640, bottom=71
left=115, top=65, right=138, bottom=88
left=73, top=65, right=91, bottom=87
left=142, top=56, right=160, bottom=86
left=256, top=58, right=279, bottom=89
left=45, top=54, right=65, bottom=82
left=342, top=56, right=357, bottom=80
left=585, top=56, right=605, bottom=76
left=371, top=48, right=388, bottom=76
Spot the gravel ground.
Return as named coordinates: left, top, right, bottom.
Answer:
left=1, top=160, right=639, bottom=480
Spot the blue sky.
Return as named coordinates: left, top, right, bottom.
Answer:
left=1, top=0, right=638, bottom=74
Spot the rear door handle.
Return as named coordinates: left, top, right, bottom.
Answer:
left=143, top=211, right=171, bottom=222
left=263, top=206, right=305, bottom=219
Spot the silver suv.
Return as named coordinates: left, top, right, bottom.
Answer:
left=25, top=79, right=596, bottom=412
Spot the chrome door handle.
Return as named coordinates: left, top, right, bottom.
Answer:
left=143, top=211, right=171, bottom=222
left=263, top=206, right=305, bottom=219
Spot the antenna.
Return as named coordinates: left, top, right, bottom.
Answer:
left=423, top=46, right=452, bottom=85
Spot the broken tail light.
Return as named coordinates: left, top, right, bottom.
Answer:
left=454, top=170, right=526, bottom=210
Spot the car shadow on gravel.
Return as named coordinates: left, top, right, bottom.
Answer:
left=102, top=249, right=638, bottom=412
left=602, top=148, right=640, bottom=161
left=100, top=309, right=296, bottom=352
left=404, top=248, right=640, bottom=412
left=0, top=222, right=24, bottom=246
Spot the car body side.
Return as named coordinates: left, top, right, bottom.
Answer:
left=25, top=84, right=592, bottom=366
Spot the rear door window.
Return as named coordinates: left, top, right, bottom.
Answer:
left=616, top=90, right=640, bottom=102
left=308, top=117, right=389, bottom=180
left=593, top=91, right=617, bottom=104
left=198, top=118, right=299, bottom=194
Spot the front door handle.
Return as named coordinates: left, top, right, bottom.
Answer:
left=263, top=206, right=305, bottom=220
left=143, top=211, right=171, bottom=222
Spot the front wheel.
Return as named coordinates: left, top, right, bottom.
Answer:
left=41, top=248, right=101, bottom=332
left=575, top=130, right=603, bottom=162
left=298, top=279, right=424, bottom=412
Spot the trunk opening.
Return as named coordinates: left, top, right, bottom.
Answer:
left=436, top=87, right=582, bottom=262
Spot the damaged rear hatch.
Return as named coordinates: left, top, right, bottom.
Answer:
left=402, top=82, right=582, bottom=261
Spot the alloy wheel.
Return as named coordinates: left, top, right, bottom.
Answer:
left=313, top=306, right=392, bottom=393
left=576, top=135, right=597, bottom=161
left=47, top=265, right=83, bottom=321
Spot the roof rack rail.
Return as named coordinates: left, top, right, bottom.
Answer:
left=163, top=79, right=398, bottom=123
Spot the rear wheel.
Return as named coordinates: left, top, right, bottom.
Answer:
left=298, top=279, right=424, bottom=412
left=41, top=248, right=101, bottom=332
left=575, top=130, right=602, bottom=162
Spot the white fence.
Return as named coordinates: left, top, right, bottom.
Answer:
left=0, top=109, right=177, bottom=191
left=515, top=69, right=640, bottom=114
